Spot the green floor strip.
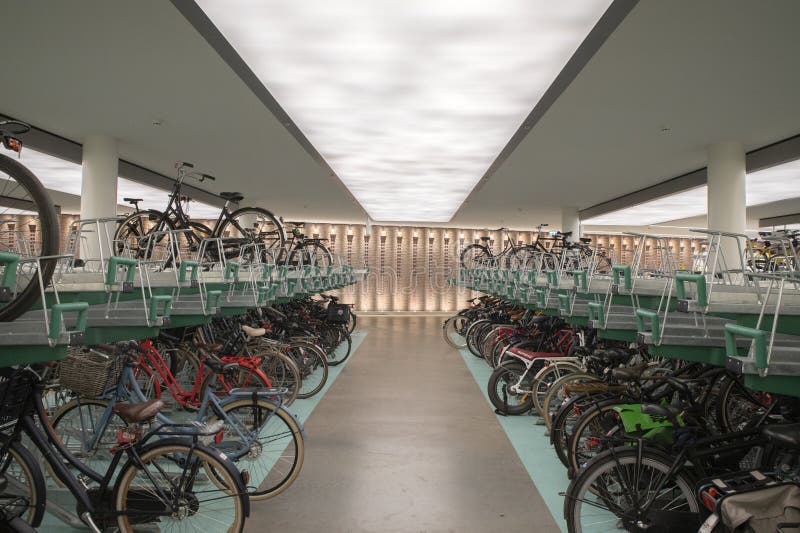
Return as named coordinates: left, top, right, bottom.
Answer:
left=457, top=343, right=568, bottom=533
left=39, top=330, right=368, bottom=531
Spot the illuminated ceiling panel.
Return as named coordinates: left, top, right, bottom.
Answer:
left=195, top=0, right=612, bottom=221
left=584, top=159, right=800, bottom=226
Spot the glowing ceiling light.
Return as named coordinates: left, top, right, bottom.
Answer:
left=195, top=0, right=612, bottom=222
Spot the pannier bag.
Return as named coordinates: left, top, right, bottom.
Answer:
left=327, top=303, right=350, bottom=324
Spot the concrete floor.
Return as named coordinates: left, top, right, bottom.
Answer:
left=248, top=315, right=560, bottom=533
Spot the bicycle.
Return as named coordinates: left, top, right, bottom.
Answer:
left=51, top=342, right=305, bottom=501
left=0, top=120, right=60, bottom=321
left=460, top=225, right=549, bottom=269
left=277, top=221, right=334, bottom=268
left=114, top=161, right=285, bottom=261
left=0, top=361, right=249, bottom=532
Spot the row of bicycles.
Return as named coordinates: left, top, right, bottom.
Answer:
left=0, top=119, right=363, bottom=531
left=444, top=229, right=800, bottom=532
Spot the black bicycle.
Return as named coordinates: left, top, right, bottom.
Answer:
left=460, top=225, right=553, bottom=269
left=0, top=120, right=60, bottom=322
left=0, top=349, right=249, bottom=532
left=115, top=162, right=285, bottom=262
left=278, top=222, right=334, bottom=268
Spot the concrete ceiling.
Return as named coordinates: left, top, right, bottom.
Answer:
left=453, top=0, right=800, bottom=227
left=2, top=0, right=800, bottom=229
left=1, top=0, right=365, bottom=224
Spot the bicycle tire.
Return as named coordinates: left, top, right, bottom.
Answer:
left=258, top=350, right=301, bottom=405
left=0, top=438, right=45, bottom=528
left=347, top=310, right=357, bottom=334
left=460, top=244, right=490, bottom=269
left=0, top=153, right=59, bottom=321
left=114, top=439, right=247, bottom=532
left=288, top=240, right=334, bottom=268
left=287, top=341, right=329, bottom=399
left=442, top=315, right=467, bottom=349
left=565, top=446, right=698, bottom=532
left=487, top=361, right=534, bottom=415
left=217, top=206, right=286, bottom=256
left=326, top=328, right=352, bottom=366
left=209, top=397, right=304, bottom=500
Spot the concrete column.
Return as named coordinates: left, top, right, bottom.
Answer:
left=80, top=135, right=118, bottom=262
left=561, top=207, right=581, bottom=239
left=707, top=141, right=746, bottom=269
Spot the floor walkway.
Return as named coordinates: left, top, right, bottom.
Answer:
left=249, top=315, right=560, bottom=533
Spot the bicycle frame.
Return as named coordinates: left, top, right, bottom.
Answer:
left=136, top=339, right=271, bottom=409
left=3, top=382, right=228, bottom=528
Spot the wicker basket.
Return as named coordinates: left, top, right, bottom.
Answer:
left=58, top=348, right=120, bottom=398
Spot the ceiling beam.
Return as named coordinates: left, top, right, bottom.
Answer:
left=169, top=0, right=363, bottom=211
left=580, top=133, right=800, bottom=221
left=759, top=212, right=800, bottom=228
left=451, top=0, right=640, bottom=217
left=0, top=113, right=227, bottom=208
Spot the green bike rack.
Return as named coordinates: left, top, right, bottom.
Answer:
left=558, top=293, right=571, bottom=314
left=635, top=308, right=661, bottom=343
left=224, top=261, right=240, bottom=281
left=675, top=272, right=708, bottom=308
left=105, top=256, right=138, bottom=288
left=49, top=302, right=90, bottom=341
left=587, top=302, right=605, bottom=327
left=571, top=270, right=588, bottom=293
left=546, top=270, right=558, bottom=287
left=148, top=295, right=173, bottom=322
left=535, top=289, right=546, bottom=308
left=612, top=265, right=632, bottom=291
left=725, top=323, right=767, bottom=369
left=179, top=260, right=200, bottom=285
left=205, top=290, right=222, bottom=313
left=0, top=252, right=19, bottom=300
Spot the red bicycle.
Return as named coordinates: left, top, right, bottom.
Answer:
left=133, top=338, right=273, bottom=410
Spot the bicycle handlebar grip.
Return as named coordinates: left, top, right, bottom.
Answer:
left=176, top=161, right=194, bottom=169
left=202, top=173, right=216, bottom=181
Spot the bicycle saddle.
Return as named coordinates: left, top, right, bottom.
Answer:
left=123, top=197, right=143, bottom=204
left=579, top=237, right=592, bottom=244
left=762, top=423, right=800, bottom=449
left=561, top=231, right=573, bottom=238
left=641, top=403, right=682, bottom=420
left=220, top=191, right=244, bottom=202
left=242, top=325, right=266, bottom=338
left=203, top=357, right=239, bottom=374
left=113, top=400, right=164, bottom=424
left=611, top=362, right=650, bottom=382
left=479, top=236, right=491, bottom=242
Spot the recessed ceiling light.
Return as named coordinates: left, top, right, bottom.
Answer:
left=195, top=0, right=612, bottom=222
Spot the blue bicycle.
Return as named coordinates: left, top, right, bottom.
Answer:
left=50, top=342, right=305, bottom=501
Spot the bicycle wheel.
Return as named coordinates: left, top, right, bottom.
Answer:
left=326, top=328, right=352, bottom=366
left=716, top=374, right=773, bottom=432
left=531, top=362, right=581, bottom=416
left=460, top=244, right=490, bottom=269
left=217, top=206, right=285, bottom=255
left=200, top=364, right=272, bottom=401
left=568, top=402, right=627, bottom=472
left=347, top=310, right=357, bottom=334
left=113, top=209, right=165, bottom=256
left=286, top=341, right=329, bottom=399
left=565, top=446, right=698, bottom=532
left=542, top=373, right=599, bottom=431
left=258, top=351, right=300, bottom=405
left=0, top=439, right=45, bottom=528
left=0, top=152, right=59, bottom=321
left=288, top=241, right=334, bottom=268
left=209, top=397, right=304, bottom=500
left=487, top=361, right=535, bottom=415
left=114, top=440, right=246, bottom=532
left=441, top=315, right=468, bottom=349
left=50, top=398, right=128, bottom=477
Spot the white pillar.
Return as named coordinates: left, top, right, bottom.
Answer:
left=707, top=141, right=746, bottom=269
left=80, top=134, right=118, bottom=261
left=561, top=207, right=581, bottom=239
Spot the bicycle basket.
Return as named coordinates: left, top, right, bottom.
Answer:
left=0, top=368, right=35, bottom=428
left=58, top=347, right=120, bottom=398
left=326, top=303, right=350, bottom=324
